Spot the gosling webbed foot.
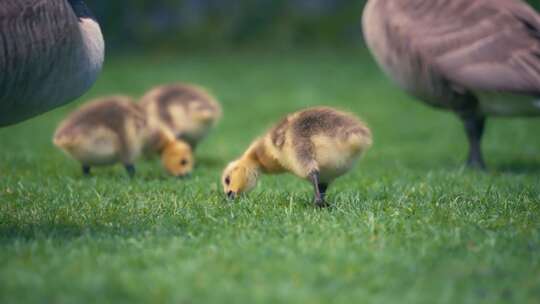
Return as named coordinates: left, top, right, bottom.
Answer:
left=314, top=198, right=331, bottom=208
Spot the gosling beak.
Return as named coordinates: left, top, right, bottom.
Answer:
left=227, top=191, right=237, bottom=200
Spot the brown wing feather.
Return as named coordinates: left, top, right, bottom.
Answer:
left=394, top=0, right=540, bottom=95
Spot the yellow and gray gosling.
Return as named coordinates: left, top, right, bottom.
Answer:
left=53, top=96, right=194, bottom=177
left=222, top=107, right=372, bottom=207
left=139, top=83, right=222, bottom=149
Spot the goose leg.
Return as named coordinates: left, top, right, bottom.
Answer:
left=309, top=171, right=330, bottom=208
left=124, top=164, right=136, bottom=178
left=460, top=113, right=486, bottom=170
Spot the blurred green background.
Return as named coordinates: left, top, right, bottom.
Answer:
left=1, top=1, right=540, bottom=304
left=94, top=0, right=540, bottom=51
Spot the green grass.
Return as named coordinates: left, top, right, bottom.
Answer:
left=1, top=48, right=539, bottom=304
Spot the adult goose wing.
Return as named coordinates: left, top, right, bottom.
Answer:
left=397, top=0, right=540, bottom=95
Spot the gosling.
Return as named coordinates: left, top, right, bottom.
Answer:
left=53, top=96, right=194, bottom=177
left=222, top=107, right=372, bottom=207
left=139, top=83, right=222, bottom=149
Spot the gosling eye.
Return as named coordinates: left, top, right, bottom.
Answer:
left=224, top=176, right=230, bottom=185
left=180, top=159, right=188, bottom=166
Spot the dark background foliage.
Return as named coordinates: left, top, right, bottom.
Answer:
left=92, top=0, right=539, bottom=50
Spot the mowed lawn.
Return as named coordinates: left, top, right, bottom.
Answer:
left=0, top=48, right=539, bottom=304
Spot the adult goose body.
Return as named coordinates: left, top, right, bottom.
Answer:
left=0, top=0, right=104, bottom=126
left=362, top=0, right=540, bottom=168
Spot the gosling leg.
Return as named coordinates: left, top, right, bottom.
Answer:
left=319, top=183, right=328, bottom=202
left=82, top=165, right=91, bottom=176
left=124, top=164, right=136, bottom=178
left=309, top=171, right=330, bottom=208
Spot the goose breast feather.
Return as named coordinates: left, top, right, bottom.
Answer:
left=0, top=0, right=104, bottom=126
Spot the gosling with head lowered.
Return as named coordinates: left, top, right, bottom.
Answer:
left=53, top=96, right=194, bottom=177
left=139, top=83, right=222, bottom=149
left=222, top=107, right=372, bottom=207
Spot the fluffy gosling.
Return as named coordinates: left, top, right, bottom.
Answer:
left=53, top=96, right=194, bottom=177
left=139, top=83, right=222, bottom=149
left=222, top=107, right=372, bottom=207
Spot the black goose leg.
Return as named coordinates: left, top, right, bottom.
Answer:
left=309, top=171, right=330, bottom=208
left=124, top=164, right=136, bottom=178
left=460, top=113, right=486, bottom=170
left=319, top=183, right=328, bottom=202
left=82, top=165, right=91, bottom=176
